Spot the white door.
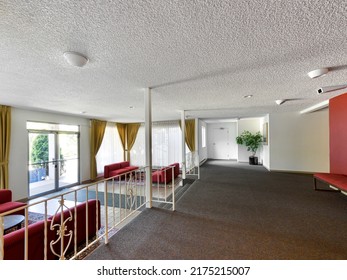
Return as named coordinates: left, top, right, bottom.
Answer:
left=210, top=128, right=230, bottom=159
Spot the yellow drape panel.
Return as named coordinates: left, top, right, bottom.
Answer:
left=0, top=105, right=11, bottom=189
left=184, top=119, right=195, bottom=152
left=179, top=119, right=196, bottom=152
left=90, top=119, right=106, bottom=180
left=116, top=123, right=127, bottom=161
left=126, top=123, right=140, bottom=161
left=116, top=123, right=140, bottom=161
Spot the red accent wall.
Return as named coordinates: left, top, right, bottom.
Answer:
left=329, top=93, right=347, bottom=174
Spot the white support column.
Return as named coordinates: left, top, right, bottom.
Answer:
left=195, top=118, right=200, bottom=179
left=181, top=110, right=186, bottom=180
left=145, top=88, right=152, bottom=208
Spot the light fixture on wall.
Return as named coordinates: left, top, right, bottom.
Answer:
left=275, top=99, right=286, bottom=105
left=63, top=51, right=89, bottom=67
left=307, top=68, right=329, bottom=79
left=316, top=84, right=347, bottom=94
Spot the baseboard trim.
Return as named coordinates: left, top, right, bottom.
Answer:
left=199, top=158, right=207, bottom=166
left=269, top=169, right=315, bottom=175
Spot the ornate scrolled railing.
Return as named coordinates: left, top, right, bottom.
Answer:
left=0, top=166, right=148, bottom=260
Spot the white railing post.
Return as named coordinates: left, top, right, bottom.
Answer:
left=0, top=215, right=4, bottom=260
left=44, top=201, right=48, bottom=260
left=73, top=191, right=77, bottom=256
left=172, top=166, right=175, bottom=211
left=197, top=152, right=200, bottom=179
left=24, top=208, right=29, bottom=260
left=104, top=183, right=109, bottom=244
left=144, top=88, right=153, bottom=208
left=59, top=198, right=65, bottom=260
left=181, top=110, right=186, bottom=180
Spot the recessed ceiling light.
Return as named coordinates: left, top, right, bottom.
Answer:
left=307, top=68, right=329, bottom=79
left=243, top=95, right=253, bottom=98
left=129, top=106, right=135, bottom=109
left=64, top=51, right=89, bottom=67
left=80, top=111, right=86, bottom=114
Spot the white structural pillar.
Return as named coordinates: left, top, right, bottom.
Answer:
left=145, top=88, right=152, bottom=208
left=181, top=110, right=186, bottom=180
left=195, top=118, right=200, bottom=179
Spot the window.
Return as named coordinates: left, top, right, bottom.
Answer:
left=96, top=122, right=123, bottom=175
left=131, top=121, right=183, bottom=167
left=202, top=125, right=206, bottom=148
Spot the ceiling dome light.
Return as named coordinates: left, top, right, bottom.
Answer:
left=307, top=68, right=329, bottom=79
left=63, top=51, right=89, bottom=67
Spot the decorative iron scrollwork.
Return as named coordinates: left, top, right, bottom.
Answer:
left=125, top=174, right=137, bottom=209
left=50, top=198, right=73, bottom=260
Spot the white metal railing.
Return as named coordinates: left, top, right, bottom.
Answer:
left=185, top=151, right=200, bottom=179
left=0, top=167, right=147, bottom=260
left=151, top=165, right=176, bottom=211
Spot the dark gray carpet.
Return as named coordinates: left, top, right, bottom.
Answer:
left=86, top=160, right=347, bottom=260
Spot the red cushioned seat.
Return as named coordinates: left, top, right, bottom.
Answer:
left=104, top=161, right=138, bottom=179
left=152, top=167, right=173, bottom=184
left=169, top=163, right=180, bottom=178
left=314, top=173, right=347, bottom=192
left=0, top=189, right=26, bottom=216
left=3, top=219, right=56, bottom=260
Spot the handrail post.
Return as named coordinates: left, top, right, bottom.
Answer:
left=0, top=215, right=4, bottom=260
left=172, top=166, right=175, bottom=211
left=104, top=183, right=109, bottom=244
left=24, top=208, right=29, bottom=260
left=59, top=197, right=65, bottom=260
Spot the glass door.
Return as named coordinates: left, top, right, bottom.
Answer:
left=28, top=132, right=57, bottom=196
left=57, top=133, right=79, bottom=189
left=28, top=122, right=80, bottom=198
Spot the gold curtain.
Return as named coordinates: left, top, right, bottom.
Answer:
left=184, top=119, right=195, bottom=152
left=126, top=123, right=140, bottom=161
left=90, top=119, right=107, bottom=180
left=116, top=123, right=140, bottom=161
left=0, top=105, right=11, bottom=189
left=116, top=123, right=127, bottom=161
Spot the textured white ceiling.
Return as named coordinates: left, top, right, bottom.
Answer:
left=1, top=0, right=347, bottom=122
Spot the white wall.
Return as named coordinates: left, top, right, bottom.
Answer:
left=237, top=118, right=262, bottom=163
left=9, top=108, right=90, bottom=200
left=198, top=119, right=208, bottom=163
left=207, top=122, right=237, bottom=160
left=269, top=109, right=329, bottom=173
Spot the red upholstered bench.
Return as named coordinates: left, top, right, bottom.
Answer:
left=313, top=173, right=347, bottom=194
left=104, top=161, right=138, bottom=179
left=168, top=163, right=180, bottom=178
left=0, top=189, right=26, bottom=216
left=152, top=166, right=174, bottom=184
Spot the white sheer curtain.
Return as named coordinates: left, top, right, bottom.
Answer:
left=131, top=121, right=183, bottom=167
left=96, top=122, right=123, bottom=175
left=130, top=124, right=145, bottom=166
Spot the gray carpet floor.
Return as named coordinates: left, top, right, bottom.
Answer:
left=86, top=160, right=347, bottom=260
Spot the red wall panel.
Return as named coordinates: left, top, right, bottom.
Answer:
left=329, top=93, right=347, bottom=174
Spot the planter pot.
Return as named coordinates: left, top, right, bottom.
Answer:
left=249, top=156, right=258, bottom=165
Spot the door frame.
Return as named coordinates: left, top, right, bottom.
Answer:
left=27, top=127, right=80, bottom=199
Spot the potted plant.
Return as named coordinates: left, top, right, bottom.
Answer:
left=236, top=130, right=263, bottom=165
